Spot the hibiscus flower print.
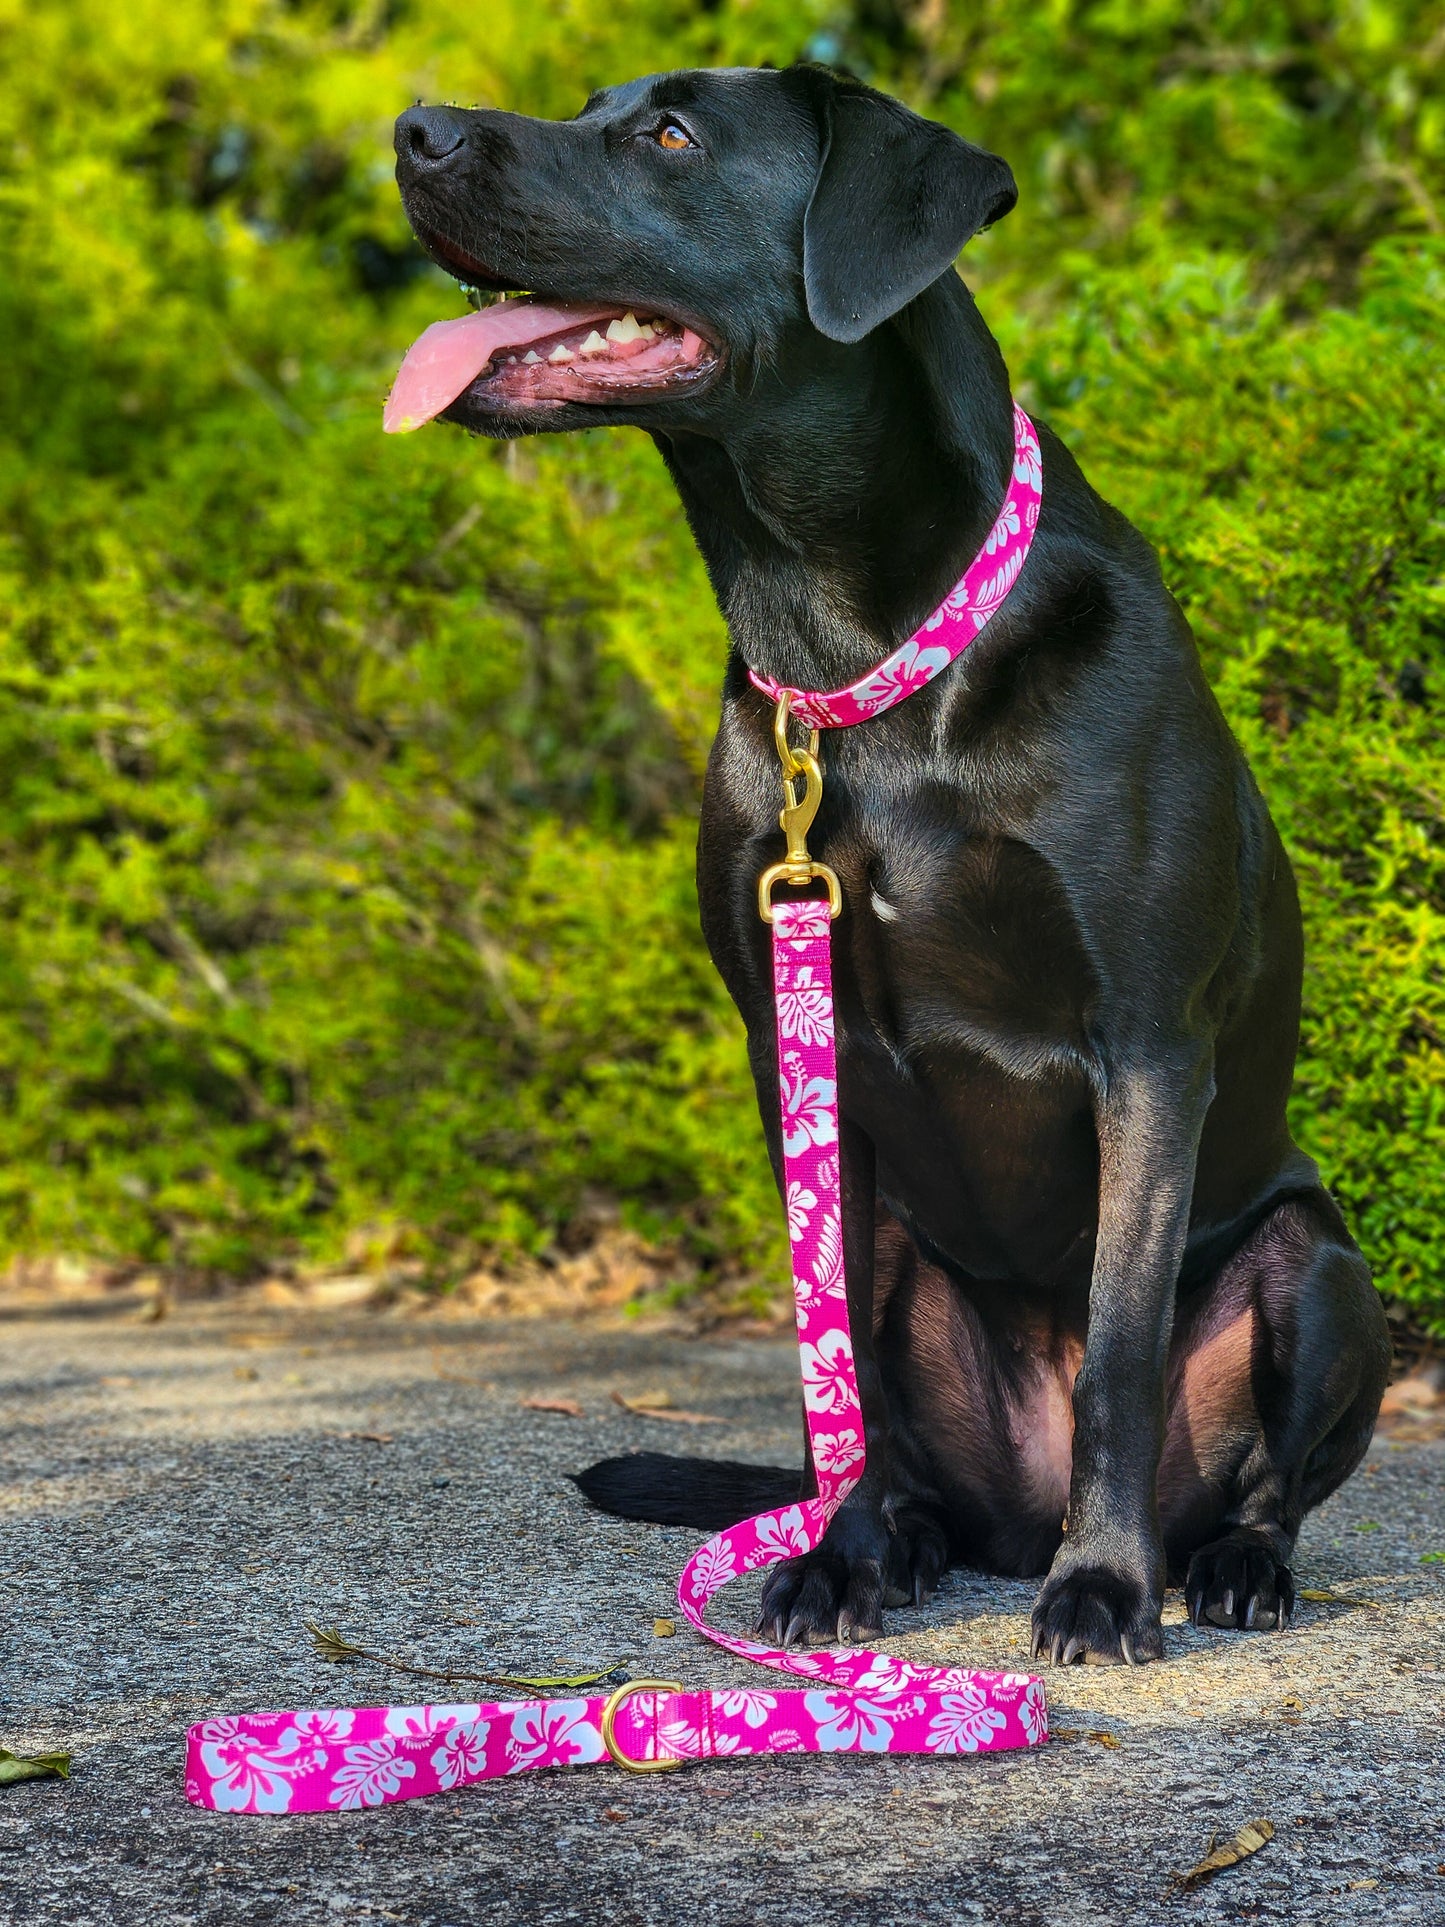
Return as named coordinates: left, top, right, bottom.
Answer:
left=1002, top=1678, right=1048, bottom=1745
left=926, top=1690, right=1009, bottom=1754
left=785, top=1180, right=818, bottom=1240
left=778, top=966, right=834, bottom=1049
left=802, top=1692, right=903, bottom=1752
left=810, top=1427, right=864, bottom=1477
left=985, top=502, right=1021, bottom=555
left=327, top=1737, right=417, bottom=1809
left=752, top=1506, right=811, bottom=1561
left=505, top=1701, right=605, bottom=1772
left=800, top=1330, right=856, bottom=1415
left=780, top=1060, right=838, bottom=1158
left=780, top=901, right=833, bottom=941
left=1012, top=407, right=1043, bottom=492
left=854, top=639, right=952, bottom=712
left=728, top=1638, right=827, bottom=1677
left=717, top=1690, right=778, bottom=1729
left=850, top=1656, right=928, bottom=1695
left=430, top=1720, right=492, bottom=1789
left=273, top=1708, right=355, bottom=1757
left=382, top=1703, right=482, bottom=1740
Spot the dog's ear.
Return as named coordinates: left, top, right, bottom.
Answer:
left=802, top=87, right=1016, bottom=344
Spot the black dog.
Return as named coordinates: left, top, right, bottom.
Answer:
left=391, top=65, right=1389, bottom=1665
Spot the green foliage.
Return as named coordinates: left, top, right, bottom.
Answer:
left=1, top=0, right=1442, bottom=1328
left=1000, top=239, right=1445, bottom=1332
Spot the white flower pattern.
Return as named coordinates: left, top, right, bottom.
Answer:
left=687, top=1534, right=738, bottom=1599
left=802, top=1692, right=906, bottom=1752
left=926, top=1691, right=1010, bottom=1754
left=786, top=1180, right=819, bottom=1239
left=780, top=1057, right=839, bottom=1157
left=717, top=1690, right=778, bottom=1728
left=753, top=1506, right=811, bottom=1560
left=383, top=1703, right=481, bottom=1740
left=430, top=1721, right=490, bottom=1789
left=505, top=1701, right=605, bottom=1772
left=778, top=965, right=834, bottom=1048
left=800, top=1330, right=856, bottom=1415
left=811, top=1427, right=864, bottom=1476
left=328, top=1738, right=417, bottom=1810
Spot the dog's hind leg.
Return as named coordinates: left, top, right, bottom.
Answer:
left=1161, top=1191, right=1389, bottom=1631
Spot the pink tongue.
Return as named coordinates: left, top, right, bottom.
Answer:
left=383, top=299, right=621, bottom=432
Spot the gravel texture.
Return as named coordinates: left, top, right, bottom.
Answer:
left=2, top=1300, right=1442, bottom=1926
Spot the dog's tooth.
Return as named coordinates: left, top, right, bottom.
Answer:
left=548, top=344, right=574, bottom=363
left=606, top=312, right=647, bottom=344
left=523, top=350, right=542, bottom=364
left=579, top=330, right=608, bottom=356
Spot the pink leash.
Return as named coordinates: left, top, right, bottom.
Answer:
left=184, top=406, right=1045, bottom=1813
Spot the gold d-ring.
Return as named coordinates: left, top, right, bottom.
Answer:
left=599, top=1678, right=685, bottom=1773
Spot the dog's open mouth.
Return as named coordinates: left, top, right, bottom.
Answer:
left=383, top=293, right=719, bottom=432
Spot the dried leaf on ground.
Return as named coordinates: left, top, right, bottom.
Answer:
left=653, top=1619, right=676, bottom=1637
left=303, top=1622, right=623, bottom=1692
left=1298, top=1589, right=1379, bottom=1607
left=611, top=1391, right=724, bottom=1424
left=1175, top=1818, right=1274, bottom=1891
left=520, top=1397, right=585, bottom=1417
left=0, top=1749, right=71, bottom=1787
left=500, top=1666, right=629, bottom=1690
left=1087, top=1730, right=1122, bottom=1748
left=309, top=1623, right=367, bottom=1664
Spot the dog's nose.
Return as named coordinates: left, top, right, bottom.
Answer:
left=395, top=105, right=467, bottom=171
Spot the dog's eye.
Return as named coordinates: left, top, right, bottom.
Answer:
left=656, top=123, right=693, bottom=151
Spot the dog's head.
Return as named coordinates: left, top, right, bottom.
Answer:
left=387, top=66, right=1015, bottom=439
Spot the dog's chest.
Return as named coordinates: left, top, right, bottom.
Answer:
left=832, top=820, right=1103, bottom=1282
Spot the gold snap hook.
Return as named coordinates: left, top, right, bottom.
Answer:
left=759, top=692, right=842, bottom=923
left=772, top=690, right=818, bottom=777
left=780, top=750, right=823, bottom=860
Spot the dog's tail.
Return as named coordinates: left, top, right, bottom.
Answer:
left=571, top=1452, right=801, bottom=1531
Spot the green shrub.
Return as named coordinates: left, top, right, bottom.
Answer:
left=1, top=0, right=1442, bottom=1330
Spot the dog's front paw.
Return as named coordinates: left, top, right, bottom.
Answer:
left=755, top=1506, right=947, bottom=1647
left=1185, top=1530, right=1294, bottom=1631
left=1030, top=1559, right=1164, bottom=1667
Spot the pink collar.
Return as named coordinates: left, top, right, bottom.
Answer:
left=749, top=404, right=1042, bottom=730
